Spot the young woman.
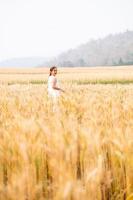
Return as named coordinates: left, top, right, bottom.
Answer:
left=48, top=66, right=65, bottom=100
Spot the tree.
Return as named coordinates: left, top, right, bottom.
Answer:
left=118, top=58, right=124, bottom=65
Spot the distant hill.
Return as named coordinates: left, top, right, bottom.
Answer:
left=1, top=31, right=133, bottom=68
left=0, top=57, right=48, bottom=68
left=44, top=30, right=133, bottom=67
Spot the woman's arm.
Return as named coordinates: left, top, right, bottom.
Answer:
left=52, top=77, right=65, bottom=92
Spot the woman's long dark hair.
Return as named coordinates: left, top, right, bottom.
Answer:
left=49, top=66, right=57, bottom=76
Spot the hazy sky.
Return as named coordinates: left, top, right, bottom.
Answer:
left=0, top=0, right=133, bottom=62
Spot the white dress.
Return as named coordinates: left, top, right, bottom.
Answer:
left=47, top=75, right=60, bottom=99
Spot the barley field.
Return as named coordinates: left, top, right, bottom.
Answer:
left=0, top=66, right=133, bottom=200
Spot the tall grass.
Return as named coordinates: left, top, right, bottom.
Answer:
left=0, top=82, right=133, bottom=200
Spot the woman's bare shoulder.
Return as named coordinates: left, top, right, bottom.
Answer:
left=49, top=76, right=56, bottom=81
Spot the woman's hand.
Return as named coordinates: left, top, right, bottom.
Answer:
left=60, top=89, right=65, bottom=93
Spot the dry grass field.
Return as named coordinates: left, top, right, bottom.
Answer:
left=0, top=66, right=133, bottom=200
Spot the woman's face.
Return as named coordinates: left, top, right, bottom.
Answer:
left=51, top=68, right=57, bottom=76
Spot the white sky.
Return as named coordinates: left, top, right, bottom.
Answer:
left=0, top=0, right=133, bottom=62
